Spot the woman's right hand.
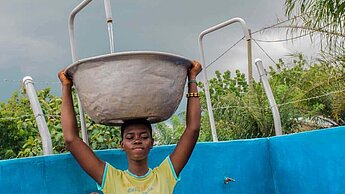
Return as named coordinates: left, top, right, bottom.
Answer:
left=58, top=69, right=73, bottom=87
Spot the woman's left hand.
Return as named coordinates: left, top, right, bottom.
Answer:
left=188, top=60, right=202, bottom=79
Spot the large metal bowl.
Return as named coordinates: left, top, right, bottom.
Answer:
left=65, top=51, right=192, bottom=125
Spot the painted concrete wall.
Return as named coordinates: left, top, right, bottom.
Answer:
left=0, top=126, right=344, bottom=194
left=269, top=127, right=345, bottom=194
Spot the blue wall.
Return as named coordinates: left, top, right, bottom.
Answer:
left=269, top=127, right=345, bottom=194
left=1, top=126, right=344, bottom=194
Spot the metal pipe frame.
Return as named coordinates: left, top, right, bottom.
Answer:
left=68, top=0, right=92, bottom=145
left=254, top=59, right=282, bottom=136
left=198, top=17, right=252, bottom=142
left=68, top=0, right=113, bottom=145
left=22, top=76, right=53, bottom=155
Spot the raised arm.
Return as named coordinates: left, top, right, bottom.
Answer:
left=170, top=60, right=202, bottom=176
left=58, top=70, right=105, bottom=185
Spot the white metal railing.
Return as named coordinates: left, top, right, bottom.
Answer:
left=198, top=17, right=252, bottom=142
left=68, top=0, right=114, bottom=145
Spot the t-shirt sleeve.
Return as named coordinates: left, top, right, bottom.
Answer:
left=156, top=156, right=181, bottom=186
left=97, top=162, right=121, bottom=193
left=166, top=156, right=181, bottom=182
left=96, top=162, right=109, bottom=191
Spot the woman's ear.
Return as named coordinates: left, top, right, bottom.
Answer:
left=120, top=140, right=124, bottom=151
left=150, top=138, right=154, bottom=149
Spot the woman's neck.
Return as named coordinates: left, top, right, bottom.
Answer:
left=127, top=159, right=149, bottom=176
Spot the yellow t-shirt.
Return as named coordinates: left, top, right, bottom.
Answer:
left=97, top=157, right=180, bottom=194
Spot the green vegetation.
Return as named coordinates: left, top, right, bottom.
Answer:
left=0, top=55, right=344, bottom=159
left=155, top=54, right=345, bottom=144
left=284, top=0, right=345, bottom=49
left=284, top=0, right=345, bottom=70
left=1, top=0, right=344, bottom=159
left=0, top=88, right=121, bottom=160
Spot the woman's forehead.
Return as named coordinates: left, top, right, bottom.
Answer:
left=124, top=124, right=150, bottom=134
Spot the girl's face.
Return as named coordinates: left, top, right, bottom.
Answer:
left=121, top=124, right=153, bottom=161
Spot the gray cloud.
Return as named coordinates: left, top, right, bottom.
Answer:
left=0, top=0, right=319, bottom=101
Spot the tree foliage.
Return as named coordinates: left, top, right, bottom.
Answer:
left=284, top=0, right=345, bottom=50
left=282, top=0, right=345, bottom=128
left=0, top=87, right=121, bottom=160
left=154, top=54, right=344, bottom=144
left=1, top=55, right=344, bottom=158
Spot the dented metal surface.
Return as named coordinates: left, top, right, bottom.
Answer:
left=66, top=51, right=192, bottom=125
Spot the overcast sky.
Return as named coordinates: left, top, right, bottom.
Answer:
left=0, top=0, right=319, bottom=101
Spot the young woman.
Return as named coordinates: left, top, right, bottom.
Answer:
left=58, top=60, right=202, bottom=194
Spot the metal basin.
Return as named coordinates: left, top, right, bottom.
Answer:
left=65, top=51, right=192, bottom=125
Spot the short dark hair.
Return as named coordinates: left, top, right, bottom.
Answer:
left=120, top=118, right=153, bottom=139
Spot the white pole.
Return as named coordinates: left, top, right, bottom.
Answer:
left=104, top=0, right=115, bottom=53
left=68, top=0, right=92, bottom=145
left=22, top=76, right=53, bottom=155
left=254, top=59, right=283, bottom=136
left=69, top=0, right=92, bottom=62
left=103, top=0, right=113, bottom=23
left=68, top=0, right=115, bottom=144
left=198, top=17, right=252, bottom=142
left=198, top=41, right=218, bottom=142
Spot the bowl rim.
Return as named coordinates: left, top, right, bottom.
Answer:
left=65, top=51, right=193, bottom=77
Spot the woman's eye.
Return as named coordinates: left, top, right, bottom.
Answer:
left=126, top=136, right=133, bottom=140
left=141, top=135, right=149, bottom=139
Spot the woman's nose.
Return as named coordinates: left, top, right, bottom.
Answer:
left=133, top=137, right=142, bottom=144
